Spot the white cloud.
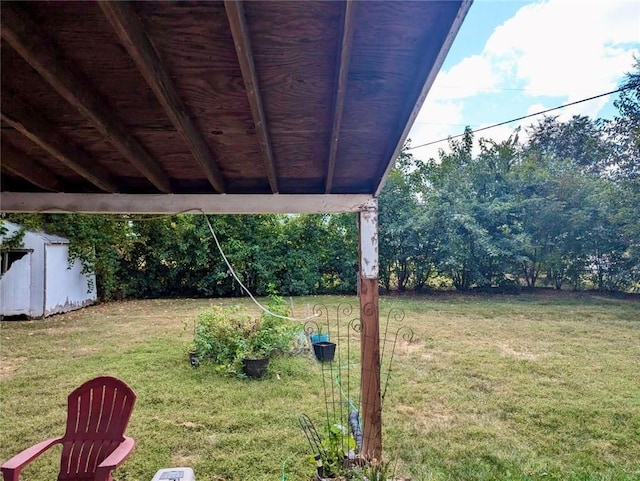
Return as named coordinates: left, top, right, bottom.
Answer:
left=430, top=54, right=499, bottom=100
left=409, top=97, right=465, bottom=161
left=485, top=0, right=639, bottom=98
left=408, top=0, right=639, bottom=160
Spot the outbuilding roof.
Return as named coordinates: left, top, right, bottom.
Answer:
left=1, top=221, right=69, bottom=245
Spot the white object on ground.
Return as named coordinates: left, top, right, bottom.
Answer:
left=151, top=467, right=195, bottom=481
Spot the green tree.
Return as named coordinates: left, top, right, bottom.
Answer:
left=606, top=59, right=640, bottom=290
left=527, top=115, right=611, bottom=174
left=607, top=58, right=640, bottom=181
left=416, top=129, right=520, bottom=290
left=120, top=215, right=218, bottom=298
left=515, top=115, right=623, bottom=290
left=379, top=145, right=435, bottom=291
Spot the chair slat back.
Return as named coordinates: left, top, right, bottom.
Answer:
left=58, top=376, right=136, bottom=480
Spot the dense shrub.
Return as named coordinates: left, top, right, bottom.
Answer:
left=190, top=296, right=302, bottom=377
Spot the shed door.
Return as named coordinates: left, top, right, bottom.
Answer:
left=1, top=250, right=32, bottom=316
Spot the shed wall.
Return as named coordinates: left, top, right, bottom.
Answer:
left=23, top=231, right=46, bottom=317
left=0, top=222, right=45, bottom=317
left=1, top=222, right=96, bottom=318
left=44, top=244, right=97, bottom=316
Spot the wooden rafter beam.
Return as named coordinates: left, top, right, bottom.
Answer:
left=374, top=0, right=473, bottom=196
left=0, top=4, right=172, bottom=193
left=1, top=95, right=118, bottom=192
left=99, top=1, right=226, bottom=194
left=224, top=0, right=278, bottom=194
left=1, top=141, right=62, bottom=192
left=325, top=1, right=355, bottom=194
left=0, top=193, right=376, bottom=214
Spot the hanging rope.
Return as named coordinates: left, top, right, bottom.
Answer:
left=200, top=211, right=319, bottom=322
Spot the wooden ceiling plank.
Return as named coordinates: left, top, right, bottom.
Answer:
left=1, top=96, right=118, bottom=192
left=0, top=4, right=172, bottom=193
left=1, top=141, right=62, bottom=192
left=0, top=193, right=376, bottom=214
left=224, top=0, right=279, bottom=194
left=374, top=0, right=473, bottom=196
left=99, top=1, right=226, bottom=194
left=325, top=1, right=355, bottom=194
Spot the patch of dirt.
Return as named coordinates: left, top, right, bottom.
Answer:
left=178, top=421, right=203, bottom=429
left=43, top=326, right=87, bottom=335
left=0, top=356, right=27, bottom=380
left=394, top=340, right=441, bottom=362
left=399, top=402, right=456, bottom=430
left=420, top=345, right=450, bottom=362
left=171, top=452, right=200, bottom=467
left=74, top=347, right=99, bottom=356
left=397, top=340, right=424, bottom=354
left=498, top=343, right=539, bottom=361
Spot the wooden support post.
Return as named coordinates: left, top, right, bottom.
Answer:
left=358, top=198, right=381, bottom=460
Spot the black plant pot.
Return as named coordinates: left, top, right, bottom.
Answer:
left=242, top=357, right=269, bottom=378
left=188, top=351, right=199, bottom=367
left=315, top=465, right=337, bottom=481
left=312, top=341, right=336, bottom=362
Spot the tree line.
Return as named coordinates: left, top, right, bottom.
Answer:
left=379, top=62, right=638, bottom=293
left=2, top=62, right=638, bottom=299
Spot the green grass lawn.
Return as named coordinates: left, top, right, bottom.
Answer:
left=1, top=292, right=638, bottom=480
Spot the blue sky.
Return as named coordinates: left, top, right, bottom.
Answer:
left=408, top=0, right=640, bottom=160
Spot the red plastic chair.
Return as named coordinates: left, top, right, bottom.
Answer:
left=1, top=376, right=136, bottom=481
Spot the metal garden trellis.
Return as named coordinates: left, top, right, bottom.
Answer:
left=300, top=302, right=414, bottom=471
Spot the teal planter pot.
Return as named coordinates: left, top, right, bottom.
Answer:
left=310, top=332, right=329, bottom=344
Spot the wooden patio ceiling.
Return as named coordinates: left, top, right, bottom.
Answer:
left=0, top=1, right=470, bottom=214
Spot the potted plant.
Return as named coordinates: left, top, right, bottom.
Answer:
left=312, top=340, right=337, bottom=363
left=184, top=319, right=200, bottom=367
left=189, top=296, right=302, bottom=378
left=187, top=344, right=200, bottom=367
left=237, top=322, right=279, bottom=378
left=240, top=356, right=270, bottom=378
left=342, top=458, right=394, bottom=481
left=310, top=326, right=336, bottom=362
left=190, top=305, right=249, bottom=373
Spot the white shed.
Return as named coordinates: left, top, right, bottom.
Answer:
left=0, top=222, right=97, bottom=318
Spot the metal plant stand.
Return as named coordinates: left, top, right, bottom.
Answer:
left=301, top=303, right=413, bottom=469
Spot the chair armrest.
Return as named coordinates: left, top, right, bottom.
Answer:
left=94, top=436, right=135, bottom=481
left=1, top=437, right=62, bottom=481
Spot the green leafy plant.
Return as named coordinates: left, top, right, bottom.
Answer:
left=0, top=220, right=25, bottom=249
left=191, top=305, right=251, bottom=374
left=190, top=296, right=302, bottom=377
left=316, top=423, right=357, bottom=478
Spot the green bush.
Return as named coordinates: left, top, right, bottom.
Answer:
left=191, top=296, right=302, bottom=376
left=191, top=305, right=250, bottom=373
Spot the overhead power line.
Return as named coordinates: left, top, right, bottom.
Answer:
left=407, top=84, right=638, bottom=152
